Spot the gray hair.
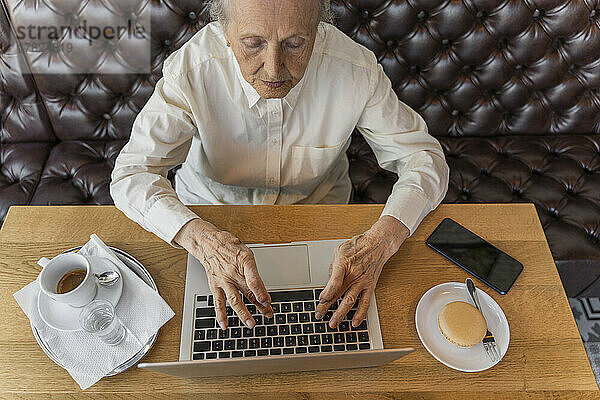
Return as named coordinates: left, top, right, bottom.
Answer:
left=208, top=0, right=334, bottom=27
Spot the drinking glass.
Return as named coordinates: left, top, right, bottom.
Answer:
left=79, top=299, right=126, bottom=345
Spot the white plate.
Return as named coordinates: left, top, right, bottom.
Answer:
left=415, top=282, right=510, bottom=372
left=37, top=256, right=123, bottom=332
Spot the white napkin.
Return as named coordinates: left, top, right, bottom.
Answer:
left=13, top=234, right=175, bottom=390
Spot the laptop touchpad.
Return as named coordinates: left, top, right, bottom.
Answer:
left=249, top=245, right=310, bottom=288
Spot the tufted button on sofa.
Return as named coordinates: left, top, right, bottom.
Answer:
left=0, top=0, right=599, bottom=261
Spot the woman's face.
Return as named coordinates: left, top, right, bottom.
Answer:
left=223, top=0, right=319, bottom=99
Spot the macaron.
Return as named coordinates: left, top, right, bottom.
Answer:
left=437, top=301, right=486, bottom=348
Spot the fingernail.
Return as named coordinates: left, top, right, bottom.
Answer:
left=329, top=320, right=336, bottom=328
left=315, top=312, right=323, bottom=320
left=245, top=318, right=255, bottom=328
left=218, top=321, right=226, bottom=330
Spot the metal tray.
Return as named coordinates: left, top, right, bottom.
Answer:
left=32, top=246, right=159, bottom=376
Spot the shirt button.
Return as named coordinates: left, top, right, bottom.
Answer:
left=271, top=109, right=277, bottom=115
left=271, top=137, right=278, bottom=144
left=268, top=178, right=276, bottom=185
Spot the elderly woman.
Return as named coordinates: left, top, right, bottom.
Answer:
left=110, top=0, right=449, bottom=331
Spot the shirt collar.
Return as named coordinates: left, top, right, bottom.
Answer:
left=229, top=22, right=326, bottom=111
left=234, top=63, right=262, bottom=109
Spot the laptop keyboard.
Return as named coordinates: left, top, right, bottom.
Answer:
left=192, top=288, right=371, bottom=360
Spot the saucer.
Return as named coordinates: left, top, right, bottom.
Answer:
left=415, top=282, right=510, bottom=372
left=33, top=246, right=158, bottom=377
left=37, top=256, right=123, bottom=332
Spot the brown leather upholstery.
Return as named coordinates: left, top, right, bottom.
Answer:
left=0, top=0, right=598, bottom=260
left=0, top=0, right=56, bottom=221
left=349, top=132, right=600, bottom=259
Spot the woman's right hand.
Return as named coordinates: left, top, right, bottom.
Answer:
left=174, top=218, right=273, bottom=330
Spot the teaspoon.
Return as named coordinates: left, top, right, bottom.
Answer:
left=95, top=270, right=120, bottom=286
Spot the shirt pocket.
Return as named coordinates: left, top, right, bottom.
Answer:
left=291, top=140, right=347, bottom=187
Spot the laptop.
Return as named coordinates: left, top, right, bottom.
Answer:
left=138, top=239, right=414, bottom=377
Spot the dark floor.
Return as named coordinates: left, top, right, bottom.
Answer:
left=557, top=260, right=600, bottom=388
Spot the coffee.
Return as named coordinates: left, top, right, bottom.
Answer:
left=56, top=269, right=87, bottom=294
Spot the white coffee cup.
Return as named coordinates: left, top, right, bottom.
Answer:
left=37, top=253, right=97, bottom=308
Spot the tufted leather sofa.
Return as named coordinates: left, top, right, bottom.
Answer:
left=0, top=0, right=599, bottom=261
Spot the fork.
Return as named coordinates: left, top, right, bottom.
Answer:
left=465, top=278, right=501, bottom=362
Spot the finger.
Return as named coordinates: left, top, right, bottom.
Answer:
left=330, top=284, right=363, bottom=328
left=242, top=252, right=271, bottom=307
left=211, top=285, right=228, bottom=330
left=222, top=282, right=255, bottom=329
left=315, top=260, right=346, bottom=319
left=351, top=288, right=372, bottom=328
left=238, top=281, right=274, bottom=318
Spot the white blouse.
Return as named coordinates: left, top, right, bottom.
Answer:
left=110, top=22, right=449, bottom=247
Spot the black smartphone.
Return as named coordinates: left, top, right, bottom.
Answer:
left=426, top=218, right=523, bottom=294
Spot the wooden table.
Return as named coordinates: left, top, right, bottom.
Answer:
left=0, top=203, right=597, bottom=399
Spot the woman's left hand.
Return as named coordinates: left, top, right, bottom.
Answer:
left=315, top=216, right=410, bottom=328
